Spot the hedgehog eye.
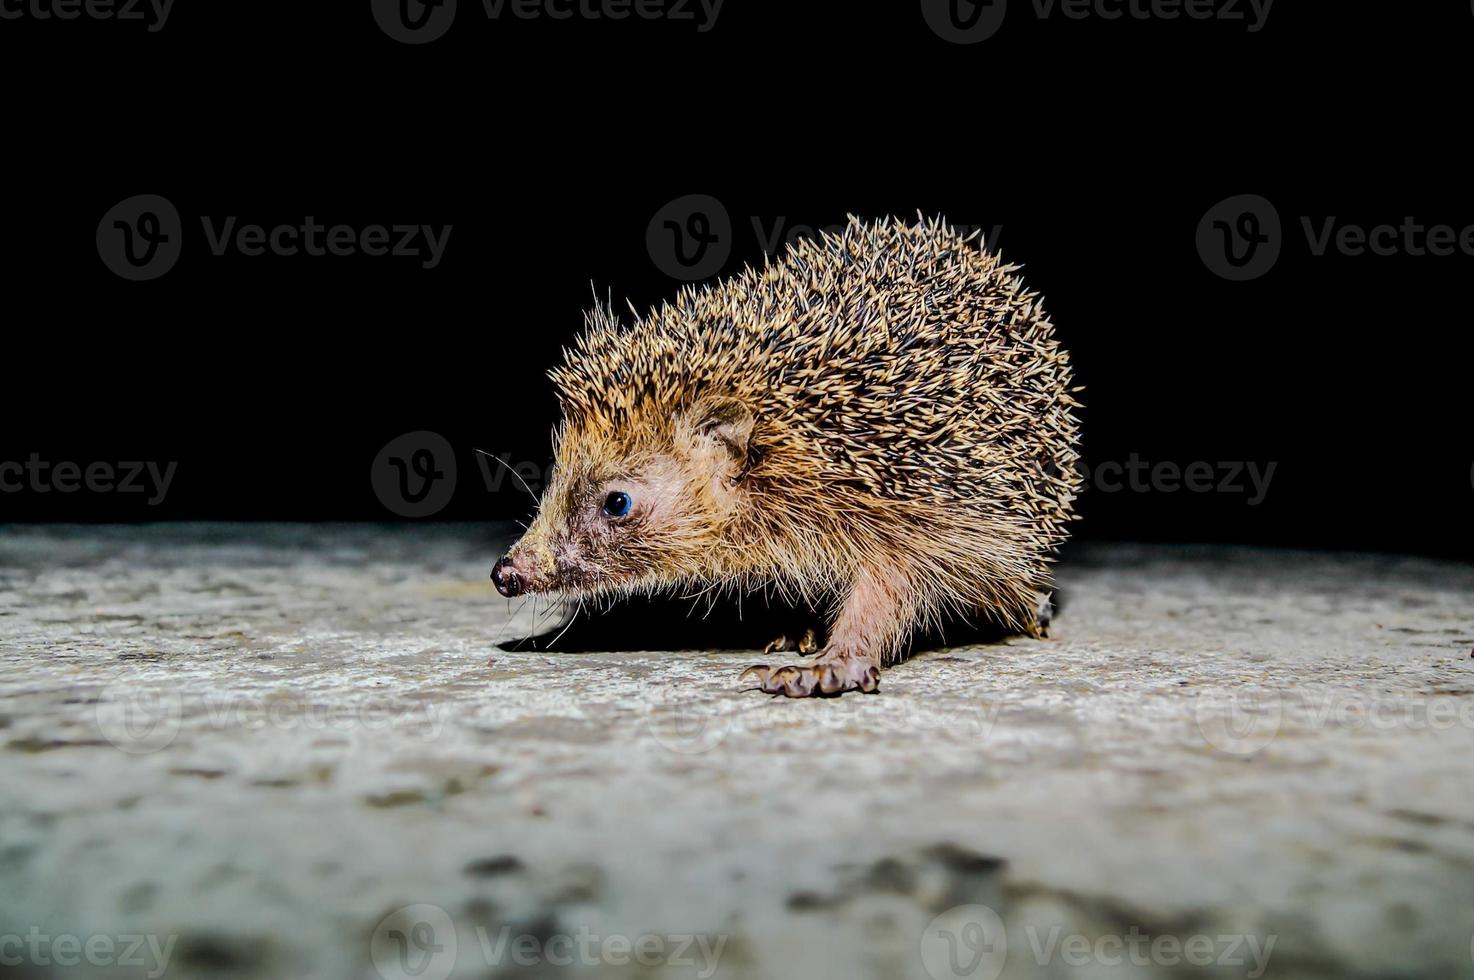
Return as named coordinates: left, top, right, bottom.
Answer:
left=601, top=491, right=633, bottom=519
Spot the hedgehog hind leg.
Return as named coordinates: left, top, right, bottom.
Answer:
left=1025, top=590, right=1055, bottom=639
left=964, top=583, right=1056, bottom=641
left=761, top=628, right=820, bottom=656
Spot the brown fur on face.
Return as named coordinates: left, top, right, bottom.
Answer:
left=505, top=395, right=754, bottom=597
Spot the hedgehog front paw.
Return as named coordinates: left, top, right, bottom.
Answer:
left=737, top=650, right=880, bottom=697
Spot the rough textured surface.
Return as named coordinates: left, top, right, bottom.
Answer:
left=1, top=524, right=1472, bottom=979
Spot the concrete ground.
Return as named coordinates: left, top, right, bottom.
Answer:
left=1, top=524, right=1472, bottom=980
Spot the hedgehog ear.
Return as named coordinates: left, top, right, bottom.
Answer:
left=683, top=396, right=754, bottom=468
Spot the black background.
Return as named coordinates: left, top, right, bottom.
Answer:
left=2, top=0, right=1470, bottom=560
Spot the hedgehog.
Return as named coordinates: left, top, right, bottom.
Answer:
left=490, top=214, right=1082, bottom=697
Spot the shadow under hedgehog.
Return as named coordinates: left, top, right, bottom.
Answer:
left=491, top=215, right=1082, bottom=697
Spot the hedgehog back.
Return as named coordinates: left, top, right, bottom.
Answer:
left=552, top=216, right=1081, bottom=524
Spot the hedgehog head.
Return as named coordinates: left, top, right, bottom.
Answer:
left=492, top=394, right=755, bottom=598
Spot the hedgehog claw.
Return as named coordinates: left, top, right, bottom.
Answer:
left=737, top=665, right=770, bottom=690
left=738, top=651, right=880, bottom=698
left=769, top=666, right=807, bottom=696
left=762, top=629, right=819, bottom=656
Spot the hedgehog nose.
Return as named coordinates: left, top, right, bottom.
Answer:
left=491, top=557, right=523, bottom=598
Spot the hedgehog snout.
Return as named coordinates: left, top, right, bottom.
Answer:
left=490, top=556, right=525, bottom=597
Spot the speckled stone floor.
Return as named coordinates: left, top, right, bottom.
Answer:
left=1, top=524, right=1472, bottom=979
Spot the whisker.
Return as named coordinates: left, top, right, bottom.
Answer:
left=532, top=595, right=546, bottom=648
left=547, top=597, right=581, bottom=649
left=492, top=595, right=520, bottom=649
left=473, top=447, right=539, bottom=502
